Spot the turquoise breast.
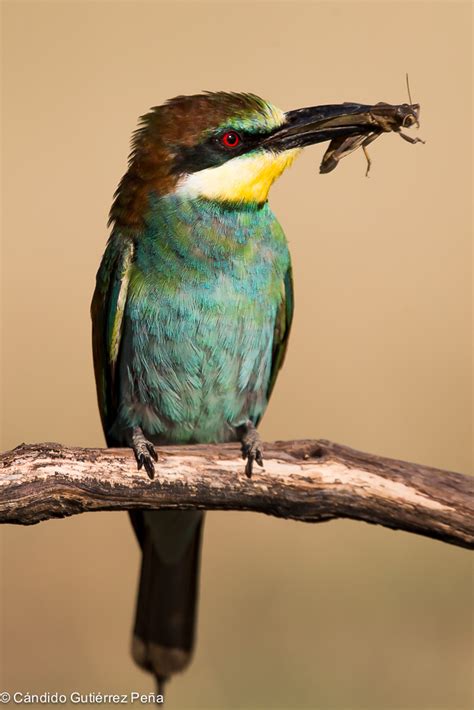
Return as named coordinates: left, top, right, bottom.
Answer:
left=113, top=195, right=290, bottom=444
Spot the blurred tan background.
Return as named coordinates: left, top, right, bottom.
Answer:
left=1, top=1, right=472, bottom=709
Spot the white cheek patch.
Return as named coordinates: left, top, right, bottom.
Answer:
left=176, top=149, right=301, bottom=203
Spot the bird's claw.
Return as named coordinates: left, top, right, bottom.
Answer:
left=131, top=428, right=158, bottom=479
left=240, top=421, right=264, bottom=478
left=135, top=445, right=157, bottom=479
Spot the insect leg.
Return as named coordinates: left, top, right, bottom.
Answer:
left=360, top=133, right=380, bottom=177
left=398, top=131, right=426, bottom=145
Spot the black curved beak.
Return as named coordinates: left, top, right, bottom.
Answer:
left=263, top=102, right=420, bottom=151
left=263, top=103, right=377, bottom=151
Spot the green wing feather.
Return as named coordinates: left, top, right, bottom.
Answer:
left=266, top=265, right=294, bottom=402
left=91, top=234, right=134, bottom=440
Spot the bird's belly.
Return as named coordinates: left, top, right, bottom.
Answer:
left=118, top=290, right=276, bottom=444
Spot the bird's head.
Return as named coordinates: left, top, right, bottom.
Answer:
left=110, top=92, right=362, bottom=227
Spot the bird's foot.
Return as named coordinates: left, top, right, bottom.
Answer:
left=239, top=420, right=264, bottom=478
left=130, top=426, right=158, bottom=479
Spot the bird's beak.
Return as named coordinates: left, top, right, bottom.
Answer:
left=263, top=103, right=380, bottom=151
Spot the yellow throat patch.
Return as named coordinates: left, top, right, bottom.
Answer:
left=176, top=148, right=301, bottom=203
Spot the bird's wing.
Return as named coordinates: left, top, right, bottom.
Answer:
left=266, top=265, right=294, bottom=402
left=91, top=233, right=135, bottom=441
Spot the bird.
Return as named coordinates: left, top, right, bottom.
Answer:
left=91, top=91, right=373, bottom=693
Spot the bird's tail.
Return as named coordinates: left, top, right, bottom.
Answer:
left=129, top=510, right=204, bottom=687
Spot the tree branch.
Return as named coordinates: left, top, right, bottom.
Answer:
left=0, top=440, right=472, bottom=549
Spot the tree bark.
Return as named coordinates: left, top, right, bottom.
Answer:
left=0, top=440, right=472, bottom=549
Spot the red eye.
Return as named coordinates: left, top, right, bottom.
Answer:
left=221, top=131, right=241, bottom=148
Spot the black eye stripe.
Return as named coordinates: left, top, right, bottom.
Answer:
left=172, top=129, right=274, bottom=175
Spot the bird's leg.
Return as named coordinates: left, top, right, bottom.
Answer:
left=237, top=420, right=264, bottom=478
left=127, top=426, right=158, bottom=479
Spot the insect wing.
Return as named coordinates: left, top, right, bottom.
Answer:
left=320, top=133, right=375, bottom=173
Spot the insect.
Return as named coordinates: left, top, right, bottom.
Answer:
left=319, top=75, right=425, bottom=176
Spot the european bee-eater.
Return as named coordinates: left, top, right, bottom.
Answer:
left=91, top=92, right=379, bottom=690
